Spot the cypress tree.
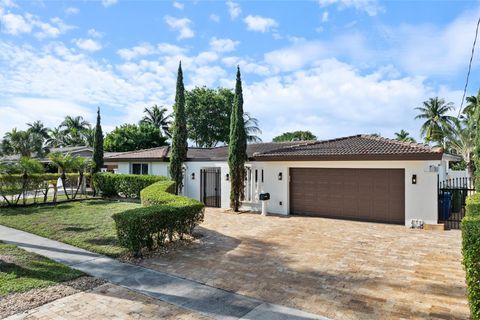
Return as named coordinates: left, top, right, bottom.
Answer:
left=92, top=107, right=104, bottom=173
left=228, top=66, right=247, bottom=211
left=169, top=62, right=188, bottom=195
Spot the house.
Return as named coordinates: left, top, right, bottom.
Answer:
left=1, top=146, right=120, bottom=172
left=104, top=134, right=460, bottom=227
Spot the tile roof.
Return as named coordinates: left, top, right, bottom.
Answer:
left=252, top=135, right=445, bottom=161
left=104, top=142, right=303, bottom=162
left=103, top=135, right=448, bottom=162
left=103, top=147, right=170, bottom=161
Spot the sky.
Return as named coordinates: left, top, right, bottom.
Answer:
left=1, top=0, right=480, bottom=142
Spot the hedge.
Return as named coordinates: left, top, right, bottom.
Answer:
left=0, top=173, right=87, bottom=205
left=92, top=173, right=168, bottom=198
left=111, top=179, right=204, bottom=257
left=463, top=195, right=480, bottom=319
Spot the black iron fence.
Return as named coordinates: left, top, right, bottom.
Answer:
left=438, top=177, right=475, bottom=229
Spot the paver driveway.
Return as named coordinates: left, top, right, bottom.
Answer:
left=141, top=208, right=469, bottom=320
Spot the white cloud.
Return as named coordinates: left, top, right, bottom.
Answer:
left=244, top=59, right=440, bottom=141
left=226, top=1, right=241, bottom=20
left=384, top=9, right=480, bottom=77
left=243, top=15, right=278, bottom=33
left=318, top=0, right=384, bottom=16
left=65, top=7, right=79, bottom=15
left=321, top=11, right=329, bottom=23
left=173, top=1, right=184, bottom=10
left=209, top=13, right=220, bottom=23
left=0, top=98, right=92, bottom=136
left=74, top=38, right=102, bottom=52
left=117, top=42, right=186, bottom=60
left=164, top=15, right=194, bottom=40
left=1, top=13, right=32, bottom=35
left=102, top=0, right=118, bottom=7
left=209, top=37, right=239, bottom=52
left=0, top=11, right=74, bottom=38
left=87, top=28, right=103, bottom=38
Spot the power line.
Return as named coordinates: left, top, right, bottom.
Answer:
left=457, top=15, right=480, bottom=118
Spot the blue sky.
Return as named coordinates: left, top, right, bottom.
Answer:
left=1, top=0, right=479, bottom=141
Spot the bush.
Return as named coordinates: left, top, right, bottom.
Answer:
left=463, top=195, right=480, bottom=319
left=112, top=180, right=204, bottom=257
left=93, top=173, right=168, bottom=198
left=466, top=193, right=480, bottom=216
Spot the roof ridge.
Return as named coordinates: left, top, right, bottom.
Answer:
left=106, top=146, right=169, bottom=157
left=359, top=134, right=438, bottom=151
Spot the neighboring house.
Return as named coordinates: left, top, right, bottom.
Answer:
left=104, top=135, right=460, bottom=227
left=1, top=146, right=120, bottom=172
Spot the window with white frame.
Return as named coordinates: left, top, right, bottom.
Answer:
left=131, top=163, right=149, bottom=175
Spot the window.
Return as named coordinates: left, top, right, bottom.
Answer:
left=132, top=163, right=148, bottom=175
left=261, top=169, right=264, bottom=183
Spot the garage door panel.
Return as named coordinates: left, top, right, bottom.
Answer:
left=290, top=168, right=405, bottom=224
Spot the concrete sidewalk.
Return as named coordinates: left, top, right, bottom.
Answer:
left=0, top=225, right=328, bottom=320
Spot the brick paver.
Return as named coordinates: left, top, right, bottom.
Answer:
left=141, top=209, right=469, bottom=320
left=6, top=283, right=208, bottom=320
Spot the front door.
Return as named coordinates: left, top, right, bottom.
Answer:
left=200, top=168, right=221, bottom=208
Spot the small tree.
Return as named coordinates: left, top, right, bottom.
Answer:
left=169, top=62, right=188, bottom=195
left=92, top=108, right=104, bottom=173
left=228, top=66, right=247, bottom=212
left=48, top=152, right=75, bottom=200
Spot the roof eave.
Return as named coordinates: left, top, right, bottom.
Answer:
left=252, top=153, right=444, bottom=161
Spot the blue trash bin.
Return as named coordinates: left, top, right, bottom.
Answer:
left=441, top=192, right=451, bottom=220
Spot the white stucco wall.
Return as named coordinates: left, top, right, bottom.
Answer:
left=112, top=159, right=443, bottom=227
left=117, top=163, right=129, bottom=174
left=241, top=160, right=442, bottom=227
left=182, top=162, right=230, bottom=208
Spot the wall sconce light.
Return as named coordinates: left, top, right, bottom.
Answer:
left=191, top=172, right=195, bottom=180
left=278, top=172, right=283, bottom=181
left=412, top=174, right=417, bottom=184
left=225, top=173, right=229, bottom=181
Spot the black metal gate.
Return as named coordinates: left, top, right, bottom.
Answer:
left=438, top=177, right=475, bottom=229
left=200, top=168, right=221, bottom=208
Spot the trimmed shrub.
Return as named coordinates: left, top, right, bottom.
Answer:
left=466, top=193, right=480, bottom=217
left=463, top=195, right=480, bottom=319
left=112, top=180, right=204, bottom=257
left=93, top=173, right=168, bottom=198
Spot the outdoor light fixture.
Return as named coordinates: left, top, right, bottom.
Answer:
left=225, top=173, right=229, bottom=181
left=278, top=172, right=283, bottom=181
left=412, top=174, right=417, bottom=184
left=191, top=172, right=195, bottom=180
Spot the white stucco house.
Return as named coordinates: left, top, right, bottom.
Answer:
left=104, top=134, right=461, bottom=227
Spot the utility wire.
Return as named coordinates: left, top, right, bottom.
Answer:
left=457, top=15, right=480, bottom=118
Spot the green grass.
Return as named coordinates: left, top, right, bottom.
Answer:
left=0, top=200, right=141, bottom=257
left=0, top=242, right=84, bottom=296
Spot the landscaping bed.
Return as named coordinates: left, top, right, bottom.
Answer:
left=0, top=241, right=104, bottom=318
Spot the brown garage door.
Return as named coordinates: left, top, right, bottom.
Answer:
left=290, top=168, right=405, bottom=224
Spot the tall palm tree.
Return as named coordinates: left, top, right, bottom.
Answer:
left=2, top=129, right=46, bottom=157
left=27, top=121, right=49, bottom=139
left=463, top=89, right=480, bottom=118
left=46, top=127, right=65, bottom=148
left=415, top=97, right=457, bottom=148
left=60, top=116, right=91, bottom=133
left=244, top=112, right=262, bottom=143
left=140, top=105, right=172, bottom=137
left=447, top=120, right=475, bottom=175
left=394, top=130, right=416, bottom=143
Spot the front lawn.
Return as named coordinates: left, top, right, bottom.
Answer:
left=0, top=200, right=141, bottom=257
left=0, top=242, right=84, bottom=296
